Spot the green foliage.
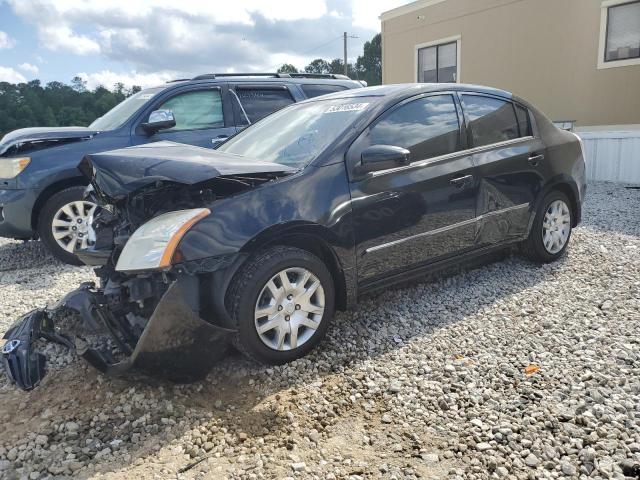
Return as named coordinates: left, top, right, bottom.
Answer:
left=300, top=33, right=381, bottom=85
left=304, top=59, right=331, bottom=74
left=356, top=33, right=382, bottom=86
left=277, top=63, right=299, bottom=74
left=0, top=79, right=141, bottom=137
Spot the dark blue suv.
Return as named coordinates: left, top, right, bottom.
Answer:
left=0, top=73, right=363, bottom=264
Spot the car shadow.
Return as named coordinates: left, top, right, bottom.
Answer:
left=0, top=246, right=568, bottom=478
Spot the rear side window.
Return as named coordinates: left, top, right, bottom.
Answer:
left=157, top=89, right=224, bottom=131
left=462, top=95, right=519, bottom=147
left=236, top=87, right=295, bottom=123
left=301, top=84, right=348, bottom=99
left=366, top=94, right=461, bottom=161
left=515, top=104, right=532, bottom=137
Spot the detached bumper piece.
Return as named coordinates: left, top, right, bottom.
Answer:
left=2, top=310, right=74, bottom=390
left=2, top=280, right=233, bottom=391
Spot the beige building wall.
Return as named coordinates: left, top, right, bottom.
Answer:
left=381, top=0, right=640, bottom=127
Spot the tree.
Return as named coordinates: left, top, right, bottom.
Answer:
left=0, top=78, right=143, bottom=138
left=71, top=76, right=87, bottom=93
left=277, top=64, right=299, bottom=74
left=356, top=33, right=382, bottom=86
left=113, top=82, right=126, bottom=96
left=304, top=58, right=331, bottom=74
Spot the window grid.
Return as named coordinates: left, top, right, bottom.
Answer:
left=417, top=41, right=457, bottom=83
left=604, top=0, right=640, bottom=62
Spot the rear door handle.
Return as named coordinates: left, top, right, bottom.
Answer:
left=212, top=135, right=229, bottom=145
left=528, top=153, right=544, bottom=166
left=450, top=174, right=473, bottom=189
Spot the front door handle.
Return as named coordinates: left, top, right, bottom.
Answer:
left=528, top=153, right=544, bottom=166
left=450, top=174, right=473, bottom=189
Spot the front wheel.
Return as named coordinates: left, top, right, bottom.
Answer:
left=521, top=191, right=573, bottom=263
left=37, top=186, right=97, bottom=266
left=227, top=246, right=335, bottom=365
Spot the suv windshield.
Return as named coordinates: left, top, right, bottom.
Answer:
left=89, top=87, right=164, bottom=131
left=218, top=98, right=373, bottom=167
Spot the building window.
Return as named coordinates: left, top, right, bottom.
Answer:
left=416, top=37, right=459, bottom=83
left=599, top=0, right=640, bottom=68
left=605, top=0, right=640, bottom=61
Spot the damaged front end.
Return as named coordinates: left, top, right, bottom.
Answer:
left=3, top=142, right=294, bottom=390
left=3, top=272, right=234, bottom=391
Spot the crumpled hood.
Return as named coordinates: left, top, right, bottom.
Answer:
left=79, top=141, right=295, bottom=200
left=0, top=126, right=99, bottom=155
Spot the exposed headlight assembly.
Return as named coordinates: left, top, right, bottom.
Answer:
left=115, top=208, right=210, bottom=272
left=0, top=157, right=31, bottom=178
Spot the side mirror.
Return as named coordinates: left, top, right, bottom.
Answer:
left=359, top=145, right=411, bottom=173
left=141, top=110, right=176, bottom=134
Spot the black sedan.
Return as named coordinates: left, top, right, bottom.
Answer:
left=3, top=84, right=586, bottom=389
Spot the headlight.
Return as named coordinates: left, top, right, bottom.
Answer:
left=115, top=208, right=210, bottom=272
left=0, top=157, right=30, bottom=178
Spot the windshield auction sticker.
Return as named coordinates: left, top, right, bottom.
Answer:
left=325, top=103, right=369, bottom=113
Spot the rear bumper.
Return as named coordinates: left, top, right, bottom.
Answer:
left=0, top=188, right=36, bottom=239
left=2, top=277, right=234, bottom=390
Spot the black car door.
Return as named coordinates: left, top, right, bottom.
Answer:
left=132, top=84, right=236, bottom=148
left=459, top=93, right=545, bottom=246
left=347, top=93, right=479, bottom=284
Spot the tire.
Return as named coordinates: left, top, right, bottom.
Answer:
left=227, top=246, right=335, bottom=365
left=521, top=190, right=573, bottom=263
left=37, top=186, right=96, bottom=266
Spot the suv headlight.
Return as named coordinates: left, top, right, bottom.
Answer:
left=115, top=208, right=210, bottom=272
left=0, top=157, right=31, bottom=178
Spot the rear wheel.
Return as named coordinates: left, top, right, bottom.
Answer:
left=227, top=246, right=335, bottom=365
left=37, top=186, right=96, bottom=266
left=521, top=191, right=573, bottom=263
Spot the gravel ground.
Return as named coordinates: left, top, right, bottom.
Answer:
left=0, top=181, right=638, bottom=480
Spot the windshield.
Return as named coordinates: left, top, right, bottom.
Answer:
left=218, top=97, right=374, bottom=167
left=89, top=87, right=164, bottom=131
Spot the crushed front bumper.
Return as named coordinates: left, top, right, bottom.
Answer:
left=2, top=279, right=234, bottom=391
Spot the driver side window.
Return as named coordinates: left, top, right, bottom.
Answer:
left=156, top=89, right=224, bottom=131
left=365, top=94, right=461, bottom=162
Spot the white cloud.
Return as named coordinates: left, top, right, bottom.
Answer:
left=7, top=0, right=411, bottom=75
left=18, top=63, right=39, bottom=75
left=76, top=70, right=174, bottom=90
left=0, top=31, right=15, bottom=49
left=352, top=0, right=411, bottom=31
left=0, top=66, right=27, bottom=83
left=39, top=26, right=100, bottom=55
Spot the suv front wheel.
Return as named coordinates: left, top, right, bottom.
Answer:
left=227, top=246, right=335, bottom=365
left=37, top=186, right=97, bottom=266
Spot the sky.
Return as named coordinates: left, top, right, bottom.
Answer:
left=0, top=0, right=411, bottom=90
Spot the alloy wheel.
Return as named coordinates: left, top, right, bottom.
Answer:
left=542, top=199, right=571, bottom=254
left=51, top=201, right=97, bottom=253
left=254, top=267, right=325, bottom=351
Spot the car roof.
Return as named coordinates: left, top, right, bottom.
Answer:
left=153, top=74, right=364, bottom=91
left=300, top=83, right=514, bottom=103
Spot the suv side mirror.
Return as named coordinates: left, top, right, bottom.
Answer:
left=359, top=145, right=411, bottom=173
left=141, top=110, right=176, bottom=134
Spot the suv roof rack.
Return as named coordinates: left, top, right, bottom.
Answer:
left=184, top=73, right=352, bottom=81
